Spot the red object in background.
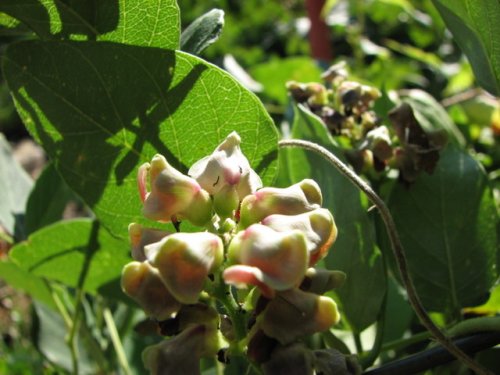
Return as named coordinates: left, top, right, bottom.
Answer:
left=306, top=0, right=333, bottom=63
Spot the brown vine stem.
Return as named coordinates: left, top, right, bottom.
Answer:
left=279, top=139, right=493, bottom=375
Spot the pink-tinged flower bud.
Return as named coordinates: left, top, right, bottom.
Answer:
left=128, top=223, right=170, bottom=261
left=121, top=261, right=181, bottom=320
left=188, top=131, right=262, bottom=200
left=146, top=232, right=223, bottom=304
left=223, top=224, right=308, bottom=298
left=259, top=289, right=340, bottom=345
left=239, top=179, right=323, bottom=229
left=143, top=324, right=219, bottom=375
left=139, top=155, right=212, bottom=226
left=261, top=208, right=337, bottom=266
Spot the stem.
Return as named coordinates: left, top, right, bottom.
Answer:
left=213, top=274, right=246, bottom=345
left=382, top=331, right=431, bottom=353
left=448, top=316, right=500, bottom=338
left=354, top=332, right=364, bottom=354
left=360, top=300, right=387, bottom=368
left=279, top=139, right=493, bottom=375
left=103, top=307, right=132, bottom=375
left=48, top=282, right=72, bottom=329
left=363, top=331, right=500, bottom=375
left=67, top=288, right=84, bottom=375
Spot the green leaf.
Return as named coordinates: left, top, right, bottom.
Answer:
left=401, top=89, right=466, bottom=147
left=387, top=145, right=498, bottom=315
left=284, top=104, right=386, bottom=332
left=0, top=0, right=180, bottom=49
left=250, top=57, right=322, bottom=105
left=432, top=0, right=500, bottom=96
left=33, top=301, right=97, bottom=374
left=180, top=9, right=224, bottom=55
left=3, top=41, right=278, bottom=237
left=10, top=219, right=130, bottom=300
left=0, top=259, right=55, bottom=308
left=24, top=163, right=76, bottom=235
left=0, top=133, right=33, bottom=237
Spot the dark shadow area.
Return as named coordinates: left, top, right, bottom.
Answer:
left=0, top=0, right=119, bottom=41
left=98, top=278, right=134, bottom=305
left=255, top=148, right=278, bottom=178
left=55, top=0, right=119, bottom=40
left=114, top=63, right=207, bottom=184
left=5, top=41, right=205, bottom=208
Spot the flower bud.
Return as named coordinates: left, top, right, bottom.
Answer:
left=147, top=232, right=223, bottom=304
left=121, top=261, right=181, bottom=320
left=363, top=125, right=393, bottom=161
left=223, top=224, right=308, bottom=298
left=213, top=185, right=239, bottom=219
left=143, top=324, right=219, bottom=375
left=188, top=131, right=262, bottom=200
left=139, top=154, right=212, bottom=226
left=175, top=304, right=219, bottom=333
left=261, top=208, right=337, bottom=266
left=239, top=179, right=322, bottom=229
left=262, top=343, right=315, bottom=375
left=259, top=289, right=340, bottom=345
left=128, top=223, right=170, bottom=261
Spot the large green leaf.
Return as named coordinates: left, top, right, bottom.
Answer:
left=387, top=145, right=498, bottom=314
left=432, top=0, right=500, bottom=96
left=0, top=0, right=180, bottom=49
left=284, top=104, right=386, bottom=332
left=9, top=219, right=130, bottom=299
left=0, top=259, right=55, bottom=308
left=3, top=41, right=278, bottom=237
left=0, top=133, right=33, bottom=237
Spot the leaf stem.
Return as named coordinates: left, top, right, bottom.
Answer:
left=279, top=138, right=493, bottom=375
left=67, top=288, right=84, bottom=375
left=381, top=331, right=431, bottom=353
left=360, top=294, right=387, bottom=368
left=103, top=307, right=132, bottom=375
left=213, top=273, right=246, bottom=347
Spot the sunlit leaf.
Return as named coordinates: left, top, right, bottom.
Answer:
left=0, top=259, right=55, bottom=308
left=10, top=219, right=130, bottom=300
left=0, top=0, right=180, bottom=49
left=3, top=41, right=278, bottom=237
left=432, top=0, right=500, bottom=96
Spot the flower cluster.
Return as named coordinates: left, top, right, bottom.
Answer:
left=121, top=132, right=344, bottom=374
left=287, top=62, right=445, bottom=184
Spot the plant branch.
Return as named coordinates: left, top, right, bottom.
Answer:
left=103, top=307, right=132, bottom=375
left=279, top=139, right=493, bottom=375
left=363, top=331, right=500, bottom=375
